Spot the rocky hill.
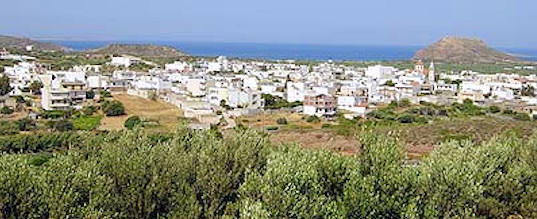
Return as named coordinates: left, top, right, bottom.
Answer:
left=88, top=44, right=188, bottom=57
left=0, top=35, right=68, bottom=52
left=413, top=36, right=517, bottom=63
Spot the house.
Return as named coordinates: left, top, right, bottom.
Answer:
left=337, top=95, right=367, bottom=115
left=303, top=94, right=337, bottom=118
left=286, top=82, right=305, bottom=102
left=111, top=56, right=141, bottom=67
left=40, top=71, right=87, bottom=111
left=186, top=78, right=206, bottom=97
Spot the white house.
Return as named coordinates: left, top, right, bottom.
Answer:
left=286, top=82, right=305, bottom=102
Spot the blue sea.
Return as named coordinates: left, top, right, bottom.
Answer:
left=47, top=40, right=537, bottom=62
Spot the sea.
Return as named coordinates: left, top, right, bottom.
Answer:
left=47, top=40, right=537, bottom=62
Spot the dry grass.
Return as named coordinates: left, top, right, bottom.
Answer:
left=270, top=130, right=358, bottom=156
left=238, top=112, right=330, bottom=129
left=99, top=94, right=183, bottom=132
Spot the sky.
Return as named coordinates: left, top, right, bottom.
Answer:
left=1, top=0, right=536, bottom=48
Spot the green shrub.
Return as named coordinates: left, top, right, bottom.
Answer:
left=124, top=115, right=142, bottom=130
left=488, top=105, right=501, bottom=113
left=0, top=106, right=13, bottom=115
left=306, top=115, right=321, bottom=123
left=266, top=126, right=279, bottom=131
left=0, top=121, right=19, bottom=135
left=53, top=120, right=73, bottom=132
left=16, top=118, right=36, bottom=131
left=102, top=100, right=125, bottom=116
left=276, top=117, right=288, bottom=125
left=82, top=105, right=97, bottom=116
left=513, top=112, right=531, bottom=121
left=321, top=123, right=331, bottom=129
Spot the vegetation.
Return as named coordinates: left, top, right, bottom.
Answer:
left=28, top=80, right=43, bottom=95
left=276, top=117, right=288, bottom=125
left=72, top=115, right=102, bottom=131
left=0, top=74, right=13, bottom=96
left=124, top=115, right=142, bottom=130
left=0, top=128, right=536, bottom=218
left=306, top=115, right=321, bottom=123
left=262, top=94, right=302, bottom=109
left=101, top=100, right=125, bottom=116
left=0, top=106, right=13, bottom=115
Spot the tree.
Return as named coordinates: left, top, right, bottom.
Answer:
left=124, top=116, right=142, bottom=129
left=102, top=100, right=125, bottom=116
left=0, top=74, right=13, bottom=96
left=29, top=80, right=43, bottom=95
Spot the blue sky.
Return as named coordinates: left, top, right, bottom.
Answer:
left=1, top=0, right=535, bottom=48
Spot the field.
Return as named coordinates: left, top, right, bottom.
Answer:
left=239, top=112, right=537, bottom=159
left=99, top=94, right=183, bottom=132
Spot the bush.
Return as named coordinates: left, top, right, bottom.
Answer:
left=0, top=121, right=19, bottom=135
left=124, top=116, right=142, bottom=130
left=321, top=123, right=331, bottom=129
left=102, top=100, right=125, bottom=116
left=86, top=90, right=95, bottom=99
left=276, top=117, right=288, bottom=125
left=52, top=120, right=73, bottom=132
left=0, top=106, right=13, bottom=115
left=266, top=126, right=279, bottom=131
left=488, top=105, right=501, bottom=113
left=82, top=105, right=97, bottom=116
left=16, top=118, right=36, bottom=131
left=100, top=90, right=112, bottom=98
left=306, top=115, right=321, bottom=123
left=513, top=112, right=531, bottom=121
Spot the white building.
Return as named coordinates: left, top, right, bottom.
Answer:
left=111, top=56, right=141, bottom=67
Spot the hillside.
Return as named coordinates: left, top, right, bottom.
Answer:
left=88, top=44, right=188, bottom=57
left=0, top=35, right=68, bottom=52
left=413, top=36, right=518, bottom=63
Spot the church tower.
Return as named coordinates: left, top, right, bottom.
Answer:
left=428, top=61, right=435, bottom=83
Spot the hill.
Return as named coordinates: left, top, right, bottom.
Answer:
left=0, top=35, right=68, bottom=52
left=413, top=36, right=518, bottom=63
left=87, top=44, right=188, bottom=57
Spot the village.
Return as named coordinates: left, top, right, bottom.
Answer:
left=2, top=46, right=537, bottom=131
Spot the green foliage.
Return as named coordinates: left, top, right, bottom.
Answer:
left=262, top=94, right=302, bottom=109
left=52, top=119, right=74, bottom=132
left=28, top=80, right=43, bottom=95
left=85, top=90, right=95, bottom=99
left=306, top=115, right=321, bottom=123
left=513, top=112, right=531, bottom=121
left=0, top=121, right=19, bottom=135
left=0, top=106, right=13, bottom=115
left=265, top=126, right=278, bottom=131
left=100, top=90, right=112, bottom=98
left=276, top=117, right=287, bottom=125
left=73, top=115, right=102, bottom=131
left=488, top=105, right=501, bottom=113
left=0, top=74, right=13, bottom=96
left=102, top=100, right=125, bottom=116
left=16, top=118, right=36, bottom=131
left=124, top=115, right=142, bottom=130
left=81, top=105, right=97, bottom=116
left=0, top=129, right=537, bottom=218
left=42, top=110, right=67, bottom=119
